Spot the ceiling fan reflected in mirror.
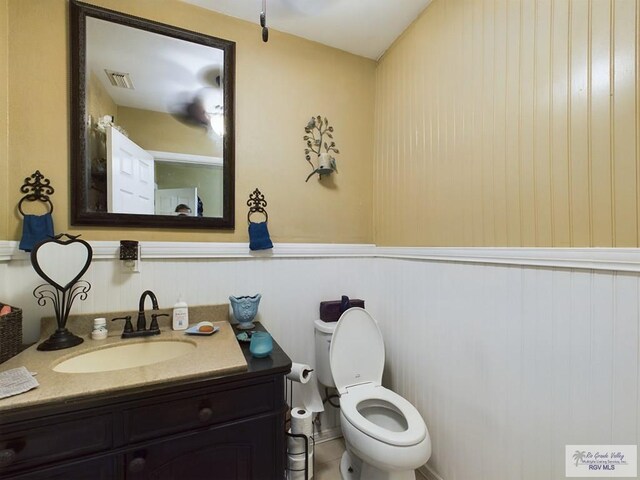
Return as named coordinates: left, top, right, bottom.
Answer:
left=168, top=66, right=224, bottom=136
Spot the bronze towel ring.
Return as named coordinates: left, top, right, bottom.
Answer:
left=18, top=170, right=54, bottom=216
left=247, top=188, right=268, bottom=223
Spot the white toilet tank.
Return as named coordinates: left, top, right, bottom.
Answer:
left=314, top=319, right=337, bottom=387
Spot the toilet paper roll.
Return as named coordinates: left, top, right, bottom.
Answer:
left=286, top=363, right=325, bottom=413
left=287, top=363, right=313, bottom=384
left=288, top=451, right=314, bottom=478
left=287, top=468, right=311, bottom=480
left=300, top=374, right=324, bottom=413
left=290, top=407, right=313, bottom=438
left=287, top=470, right=303, bottom=480
left=287, top=428, right=312, bottom=455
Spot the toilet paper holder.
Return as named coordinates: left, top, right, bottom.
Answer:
left=285, top=378, right=315, bottom=480
left=286, top=430, right=313, bottom=479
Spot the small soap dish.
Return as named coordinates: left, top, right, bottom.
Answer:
left=185, top=322, right=220, bottom=336
left=236, top=331, right=256, bottom=343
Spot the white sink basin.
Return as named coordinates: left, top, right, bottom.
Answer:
left=53, top=340, right=197, bottom=373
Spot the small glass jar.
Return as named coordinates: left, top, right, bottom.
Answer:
left=249, top=331, right=273, bottom=358
left=91, top=317, right=108, bottom=340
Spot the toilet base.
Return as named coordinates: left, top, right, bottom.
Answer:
left=340, top=449, right=417, bottom=480
left=340, top=450, right=361, bottom=479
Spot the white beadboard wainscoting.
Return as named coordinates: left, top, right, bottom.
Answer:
left=372, top=258, right=640, bottom=480
left=1, top=241, right=640, bottom=480
left=2, top=249, right=375, bottom=360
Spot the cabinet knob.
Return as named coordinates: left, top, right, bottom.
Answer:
left=128, top=456, right=146, bottom=473
left=198, top=407, right=213, bottom=422
left=0, top=448, right=17, bottom=468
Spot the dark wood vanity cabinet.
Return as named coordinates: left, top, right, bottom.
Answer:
left=124, top=413, right=282, bottom=479
left=9, top=456, right=117, bottom=480
left=0, top=328, right=291, bottom=480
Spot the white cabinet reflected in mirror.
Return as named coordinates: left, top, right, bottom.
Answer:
left=71, top=1, right=235, bottom=229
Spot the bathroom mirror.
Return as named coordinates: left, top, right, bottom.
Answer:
left=70, top=1, right=235, bottom=229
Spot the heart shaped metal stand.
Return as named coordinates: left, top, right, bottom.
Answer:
left=31, top=234, right=93, bottom=351
left=37, top=328, right=84, bottom=351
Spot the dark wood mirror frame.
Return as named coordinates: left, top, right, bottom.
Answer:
left=70, top=0, right=235, bottom=229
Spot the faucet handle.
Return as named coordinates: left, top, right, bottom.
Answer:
left=112, top=316, right=133, bottom=334
left=150, top=313, right=169, bottom=331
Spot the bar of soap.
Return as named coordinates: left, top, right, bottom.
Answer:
left=0, top=305, right=11, bottom=316
left=184, top=322, right=219, bottom=336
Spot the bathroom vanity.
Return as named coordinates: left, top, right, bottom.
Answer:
left=0, top=322, right=291, bottom=479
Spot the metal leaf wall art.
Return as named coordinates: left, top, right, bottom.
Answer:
left=304, top=116, right=340, bottom=182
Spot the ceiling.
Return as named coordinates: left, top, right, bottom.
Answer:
left=182, top=0, right=432, bottom=60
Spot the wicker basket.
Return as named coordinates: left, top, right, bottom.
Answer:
left=0, top=303, right=23, bottom=364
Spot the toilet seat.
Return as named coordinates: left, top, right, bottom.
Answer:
left=340, top=383, right=427, bottom=447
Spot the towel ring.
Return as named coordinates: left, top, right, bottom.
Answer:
left=247, top=188, right=268, bottom=223
left=18, top=170, right=54, bottom=216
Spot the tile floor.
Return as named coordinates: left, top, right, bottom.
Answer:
left=313, top=437, right=346, bottom=480
left=312, top=438, right=426, bottom=479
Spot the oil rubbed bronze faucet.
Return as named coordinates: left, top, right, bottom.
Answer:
left=112, top=290, right=168, bottom=339
left=138, top=290, right=159, bottom=331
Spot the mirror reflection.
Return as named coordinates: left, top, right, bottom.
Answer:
left=70, top=0, right=235, bottom=229
left=86, top=17, right=224, bottom=218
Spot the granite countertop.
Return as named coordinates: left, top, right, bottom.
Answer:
left=0, top=304, right=249, bottom=413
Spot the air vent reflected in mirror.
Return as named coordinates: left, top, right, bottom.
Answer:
left=104, top=69, right=135, bottom=89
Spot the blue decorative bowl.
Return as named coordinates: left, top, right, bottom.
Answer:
left=229, top=294, right=261, bottom=330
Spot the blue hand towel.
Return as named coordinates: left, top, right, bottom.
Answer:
left=248, top=221, right=273, bottom=251
left=19, top=213, right=54, bottom=252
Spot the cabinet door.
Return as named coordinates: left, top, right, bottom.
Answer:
left=125, top=414, right=282, bottom=480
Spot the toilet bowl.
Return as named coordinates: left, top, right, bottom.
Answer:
left=329, top=308, right=431, bottom=480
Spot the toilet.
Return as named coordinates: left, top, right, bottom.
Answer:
left=316, top=308, right=431, bottom=480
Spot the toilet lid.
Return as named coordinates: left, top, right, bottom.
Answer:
left=329, top=308, right=385, bottom=394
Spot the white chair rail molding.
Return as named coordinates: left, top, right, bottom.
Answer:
left=2, top=241, right=640, bottom=480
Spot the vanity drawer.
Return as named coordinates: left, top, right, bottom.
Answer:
left=5, top=455, right=116, bottom=480
left=124, top=380, right=276, bottom=443
left=0, top=414, right=112, bottom=473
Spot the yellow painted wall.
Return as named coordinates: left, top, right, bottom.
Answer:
left=0, top=0, right=8, bottom=239
left=374, top=0, right=640, bottom=247
left=117, top=107, right=221, bottom=158
left=87, top=70, right=117, bottom=125
left=6, top=0, right=376, bottom=243
left=10, top=0, right=637, bottom=248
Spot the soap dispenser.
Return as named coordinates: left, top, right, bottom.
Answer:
left=172, top=296, right=189, bottom=330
